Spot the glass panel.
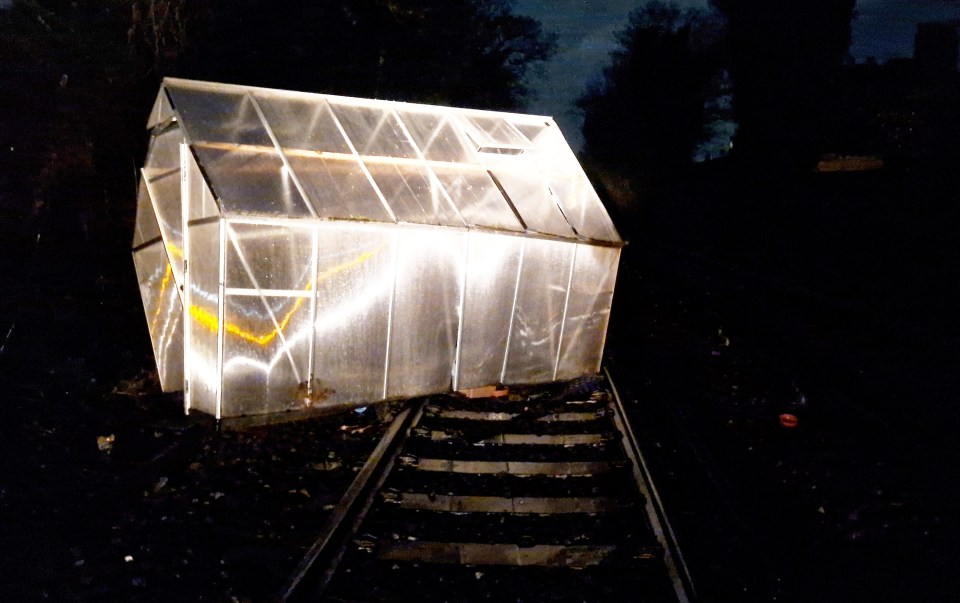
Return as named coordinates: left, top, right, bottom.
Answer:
left=254, top=93, right=351, bottom=154
left=193, top=143, right=311, bottom=217
left=286, top=152, right=392, bottom=221
left=329, top=102, right=417, bottom=159
left=133, top=242, right=184, bottom=392
left=143, top=170, right=184, bottom=287
left=185, top=221, right=221, bottom=417
left=185, top=147, right=219, bottom=221
left=488, top=167, right=575, bottom=237
left=221, top=294, right=312, bottom=417
left=147, top=88, right=175, bottom=129
left=503, top=238, right=574, bottom=384
left=387, top=227, right=465, bottom=398
left=133, top=178, right=162, bottom=247
left=512, top=122, right=549, bottom=144
left=225, top=221, right=315, bottom=291
left=365, top=162, right=461, bottom=226
left=556, top=245, right=620, bottom=380
left=144, top=123, right=182, bottom=175
left=397, top=110, right=473, bottom=164
left=543, top=172, right=621, bottom=242
left=166, top=85, right=270, bottom=145
left=462, top=115, right=531, bottom=152
left=166, top=84, right=312, bottom=217
left=525, top=125, right=620, bottom=243
left=456, top=231, right=522, bottom=389
left=313, top=225, right=395, bottom=405
left=431, top=165, right=523, bottom=231
left=255, top=94, right=391, bottom=221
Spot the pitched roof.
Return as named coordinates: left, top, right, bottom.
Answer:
left=150, top=78, right=620, bottom=245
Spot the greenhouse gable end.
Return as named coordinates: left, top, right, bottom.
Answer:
left=132, top=78, right=622, bottom=420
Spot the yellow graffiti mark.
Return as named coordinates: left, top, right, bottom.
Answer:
left=188, top=243, right=387, bottom=346
left=151, top=262, right=174, bottom=328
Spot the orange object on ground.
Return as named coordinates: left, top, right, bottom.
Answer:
left=779, top=413, right=799, bottom=428
left=458, top=384, right=509, bottom=399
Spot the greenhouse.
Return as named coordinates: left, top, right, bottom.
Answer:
left=133, top=78, right=622, bottom=420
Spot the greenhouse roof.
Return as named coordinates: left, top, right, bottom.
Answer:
left=149, top=78, right=621, bottom=245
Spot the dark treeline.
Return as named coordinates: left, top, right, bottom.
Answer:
left=713, top=0, right=857, bottom=169
left=579, top=0, right=860, bottom=175
left=578, top=2, right=725, bottom=176
left=0, top=0, right=554, bottom=261
left=180, top=0, right=555, bottom=109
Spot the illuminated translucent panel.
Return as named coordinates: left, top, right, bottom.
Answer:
left=456, top=231, right=522, bottom=389
left=133, top=242, right=183, bottom=391
left=221, top=294, right=312, bottom=417
left=488, top=167, right=575, bottom=237
left=191, top=143, right=311, bottom=217
left=556, top=245, right=620, bottom=380
left=328, top=102, right=418, bottom=159
left=147, top=88, right=175, bottom=129
left=225, top=221, right=315, bottom=291
left=166, top=85, right=268, bottom=145
left=543, top=172, right=620, bottom=242
left=185, top=221, right=221, bottom=417
left=145, top=124, right=182, bottom=176
left=522, top=124, right=620, bottom=243
left=463, top=115, right=531, bottom=153
left=387, top=227, right=465, bottom=398
left=185, top=148, right=219, bottom=221
left=397, top=110, right=473, bottom=164
left=503, top=238, right=575, bottom=384
left=254, top=95, right=390, bottom=221
left=133, top=178, right=162, bottom=247
left=431, top=166, right=523, bottom=231
left=365, top=162, right=462, bottom=226
left=254, top=94, right=352, bottom=154
left=166, top=84, right=312, bottom=217
left=143, top=170, right=184, bottom=287
left=312, top=225, right=395, bottom=405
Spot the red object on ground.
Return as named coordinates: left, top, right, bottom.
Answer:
left=779, top=413, right=799, bottom=428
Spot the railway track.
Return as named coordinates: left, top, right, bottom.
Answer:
left=279, top=370, right=693, bottom=602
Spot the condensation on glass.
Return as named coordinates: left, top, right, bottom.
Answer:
left=133, top=78, right=622, bottom=420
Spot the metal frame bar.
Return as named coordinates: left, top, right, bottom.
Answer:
left=606, top=367, right=695, bottom=603
left=500, top=237, right=526, bottom=384
left=382, top=230, right=401, bottom=398
left=307, top=224, right=320, bottom=395
left=553, top=243, right=578, bottom=381
left=451, top=230, right=470, bottom=391
left=180, top=142, right=192, bottom=413
left=215, top=218, right=227, bottom=421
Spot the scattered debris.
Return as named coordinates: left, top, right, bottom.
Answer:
left=97, top=434, right=115, bottom=453
left=152, top=477, right=168, bottom=493
left=296, top=380, right=335, bottom=407
left=458, top=384, right=509, bottom=399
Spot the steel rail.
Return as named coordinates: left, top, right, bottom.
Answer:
left=605, top=366, right=697, bottom=603
left=276, top=399, right=426, bottom=602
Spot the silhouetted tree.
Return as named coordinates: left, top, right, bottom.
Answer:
left=710, top=0, right=856, bottom=170
left=0, top=0, right=554, bottom=257
left=182, top=0, right=555, bottom=110
left=577, top=2, right=724, bottom=175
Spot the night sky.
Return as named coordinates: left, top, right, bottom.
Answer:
left=515, top=0, right=960, bottom=148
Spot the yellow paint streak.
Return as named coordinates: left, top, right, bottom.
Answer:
left=188, top=242, right=387, bottom=346
left=148, top=262, right=175, bottom=335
